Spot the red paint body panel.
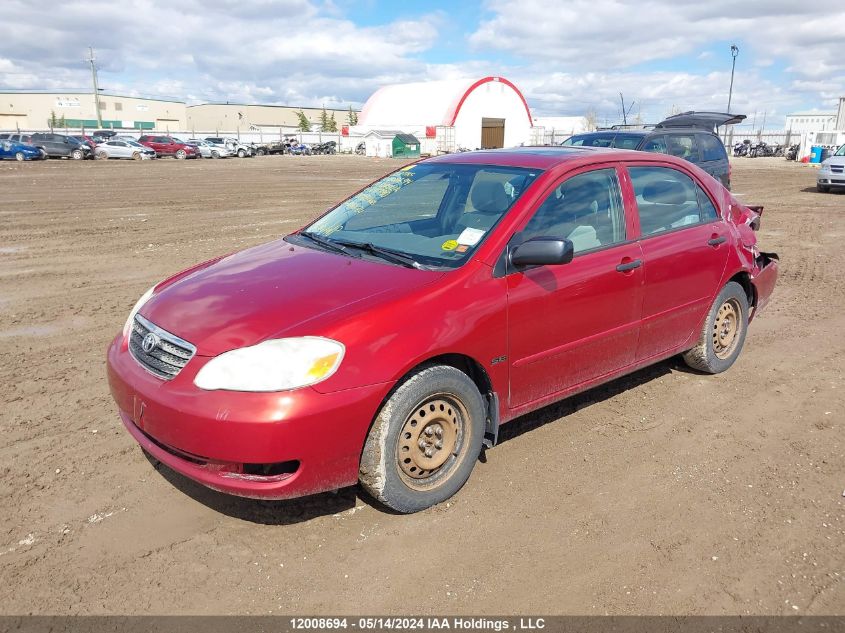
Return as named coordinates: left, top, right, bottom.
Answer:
left=107, top=147, right=778, bottom=502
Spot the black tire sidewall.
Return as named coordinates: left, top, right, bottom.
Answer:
left=701, top=282, right=749, bottom=373
left=362, top=366, right=485, bottom=513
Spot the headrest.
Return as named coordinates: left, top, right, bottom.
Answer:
left=471, top=180, right=510, bottom=215
left=642, top=180, right=689, bottom=205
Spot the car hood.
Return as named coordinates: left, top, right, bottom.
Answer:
left=140, top=238, right=443, bottom=356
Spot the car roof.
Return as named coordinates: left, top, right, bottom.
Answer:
left=424, top=145, right=698, bottom=170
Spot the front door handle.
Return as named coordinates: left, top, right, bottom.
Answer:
left=708, top=235, right=727, bottom=246
left=616, top=258, right=642, bottom=272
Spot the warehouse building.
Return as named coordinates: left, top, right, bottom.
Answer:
left=186, top=103, right=353, bottom=134
left=354, top=76, right=537, bottom=154
left=0, top=90, right=187, bottom=131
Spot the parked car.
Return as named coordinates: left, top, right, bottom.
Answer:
left=0, top=133, right=35, bottom=146
left=72, top=135, right=99, bottom=150
left=817, top=144, right=845, bottom=193
left=562, top=112, right=744, bottom=189
left=107, top=147, right=778, bottom=513
left=0, top=139, right=46, bottom=161
left=204, top=137, right=254, bottom=158
left=95, top=130, right=119, bottom=141
left=186, top=139, right=234, bottom=159
left=30, top=133, right=93, bottom=159
left=95, top=139, right=156, bottom=160
left=138, top=135, right=199, bottom=159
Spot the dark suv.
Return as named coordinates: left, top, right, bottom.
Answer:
left=562, top=112, right=745, bottom=189
left=30, top=133, right=93, bottom=160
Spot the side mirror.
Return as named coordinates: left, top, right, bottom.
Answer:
left=511, top=237, right=574, bottom=267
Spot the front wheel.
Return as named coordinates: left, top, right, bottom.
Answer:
left=359, top=365, right=485, bottom=513
left=683, top=281, right=749, bottom=374
left=175, top=149, right=186, bottom=160
left=211, top=150, right=220, bottom=159
left=237, top=149, right=246, bottom=157
left=132, top=151, right=142, bottom=160
left=71, top=149, right=84, bottom=160
left=96, top=150, right=108, bottom=160
left=817, top=184, right=830, bottom=193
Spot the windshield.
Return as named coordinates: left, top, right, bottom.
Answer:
left=301, top=162, right=542, bottom=269
left=835, top=144, right=845, bottom=157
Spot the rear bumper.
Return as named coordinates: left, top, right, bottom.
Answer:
left=750, top=252, right=778, bottom=318
left=107, top=335, right=392, bottom=500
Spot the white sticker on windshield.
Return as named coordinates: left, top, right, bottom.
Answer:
left=457, top=227, right=485, bottom=246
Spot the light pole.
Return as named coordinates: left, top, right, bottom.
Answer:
left=727, top=44, right=739, bottom=113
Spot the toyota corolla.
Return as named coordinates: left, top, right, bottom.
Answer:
left=107, top=147, right=778, bottom=513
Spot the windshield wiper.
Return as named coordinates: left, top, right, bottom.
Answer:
left=329, top=239, right=429, bottom=270
left=298, top=231, right=350, bottom=255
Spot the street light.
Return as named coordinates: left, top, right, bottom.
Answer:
left=727, top=44, right=739, bottom=113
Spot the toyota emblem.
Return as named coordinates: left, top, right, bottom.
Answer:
left=142, top=332, right=160, bottom=353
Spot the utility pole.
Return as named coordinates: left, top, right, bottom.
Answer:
left=727, top=44, right=739, bottom=113
left=86, top=46, right=103, bottom=128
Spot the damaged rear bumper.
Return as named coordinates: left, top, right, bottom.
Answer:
left=750, top=251, right=778, bottom=319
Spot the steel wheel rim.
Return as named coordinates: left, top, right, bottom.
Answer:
left=396, top=394, right=467, bottom=489
left=713, top=298, right=741, bottom=359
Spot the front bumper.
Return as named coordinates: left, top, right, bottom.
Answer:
left=107, top=335, right=391, bottom=500
left=817, top=173, right=845, bottom=187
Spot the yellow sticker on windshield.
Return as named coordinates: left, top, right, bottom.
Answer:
left=441, top=239, right=458, bottom=251
left=400, top=165, right=414, bottom=171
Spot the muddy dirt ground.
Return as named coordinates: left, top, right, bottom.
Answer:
left=0, top=155, right=842, bottom=615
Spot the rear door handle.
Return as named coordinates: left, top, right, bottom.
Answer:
left=616, top=259, right=642, bottom=272
left=708, top=235, right=727, bottom=246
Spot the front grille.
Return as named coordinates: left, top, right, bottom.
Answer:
left=129, top=314, right=196, bottom=380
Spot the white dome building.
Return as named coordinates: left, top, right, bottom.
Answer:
left=355, top=76, right=536, bottom=155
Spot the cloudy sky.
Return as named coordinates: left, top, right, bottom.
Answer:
left=1, top=0, right=843, bottom=127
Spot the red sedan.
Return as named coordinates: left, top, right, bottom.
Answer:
left=107, top=147, right=778, bottom=513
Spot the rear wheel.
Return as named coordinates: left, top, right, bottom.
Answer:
left=359, top=365, right=485, bottom=513
left=683, top=281, right=749, bottom=374
left=15, top=152, right=24, bottom=162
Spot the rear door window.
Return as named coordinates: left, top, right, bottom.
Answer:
left=629, top=166, right=713, bottom=236
left=699, top=134, right=727, bottom=162
left=665, top=134, right=700, bottom=162
left=613, top=134, right=643, bottom=149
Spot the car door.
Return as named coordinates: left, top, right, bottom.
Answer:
left=506, top=165, right=644, bottom=408
left=626, top=163, right=730, bottom=360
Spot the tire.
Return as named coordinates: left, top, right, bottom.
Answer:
left=211, top=150, right=220, bottom=159
left=175, top=149, right=186, bottom=160
left=256, top=148, right=265, bottom=156
left=15, top=152, right=24, bottom=162
left=71, top=149, right=84, bottom=160
left=683, top=281, right=749, bottom=374
left=132, top=151, right=141, bottom=160
left=96, top=150, right=108, bottom=160
left=817, top=184, right=830, bottom=193
left=359, top=365, right=485, bottom=513
left=237, top=149, right=246, bottom=158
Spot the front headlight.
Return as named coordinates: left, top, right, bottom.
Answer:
left=122, top=286, right=155, bottom=339
left=194, top=337, right=345, bottom=392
